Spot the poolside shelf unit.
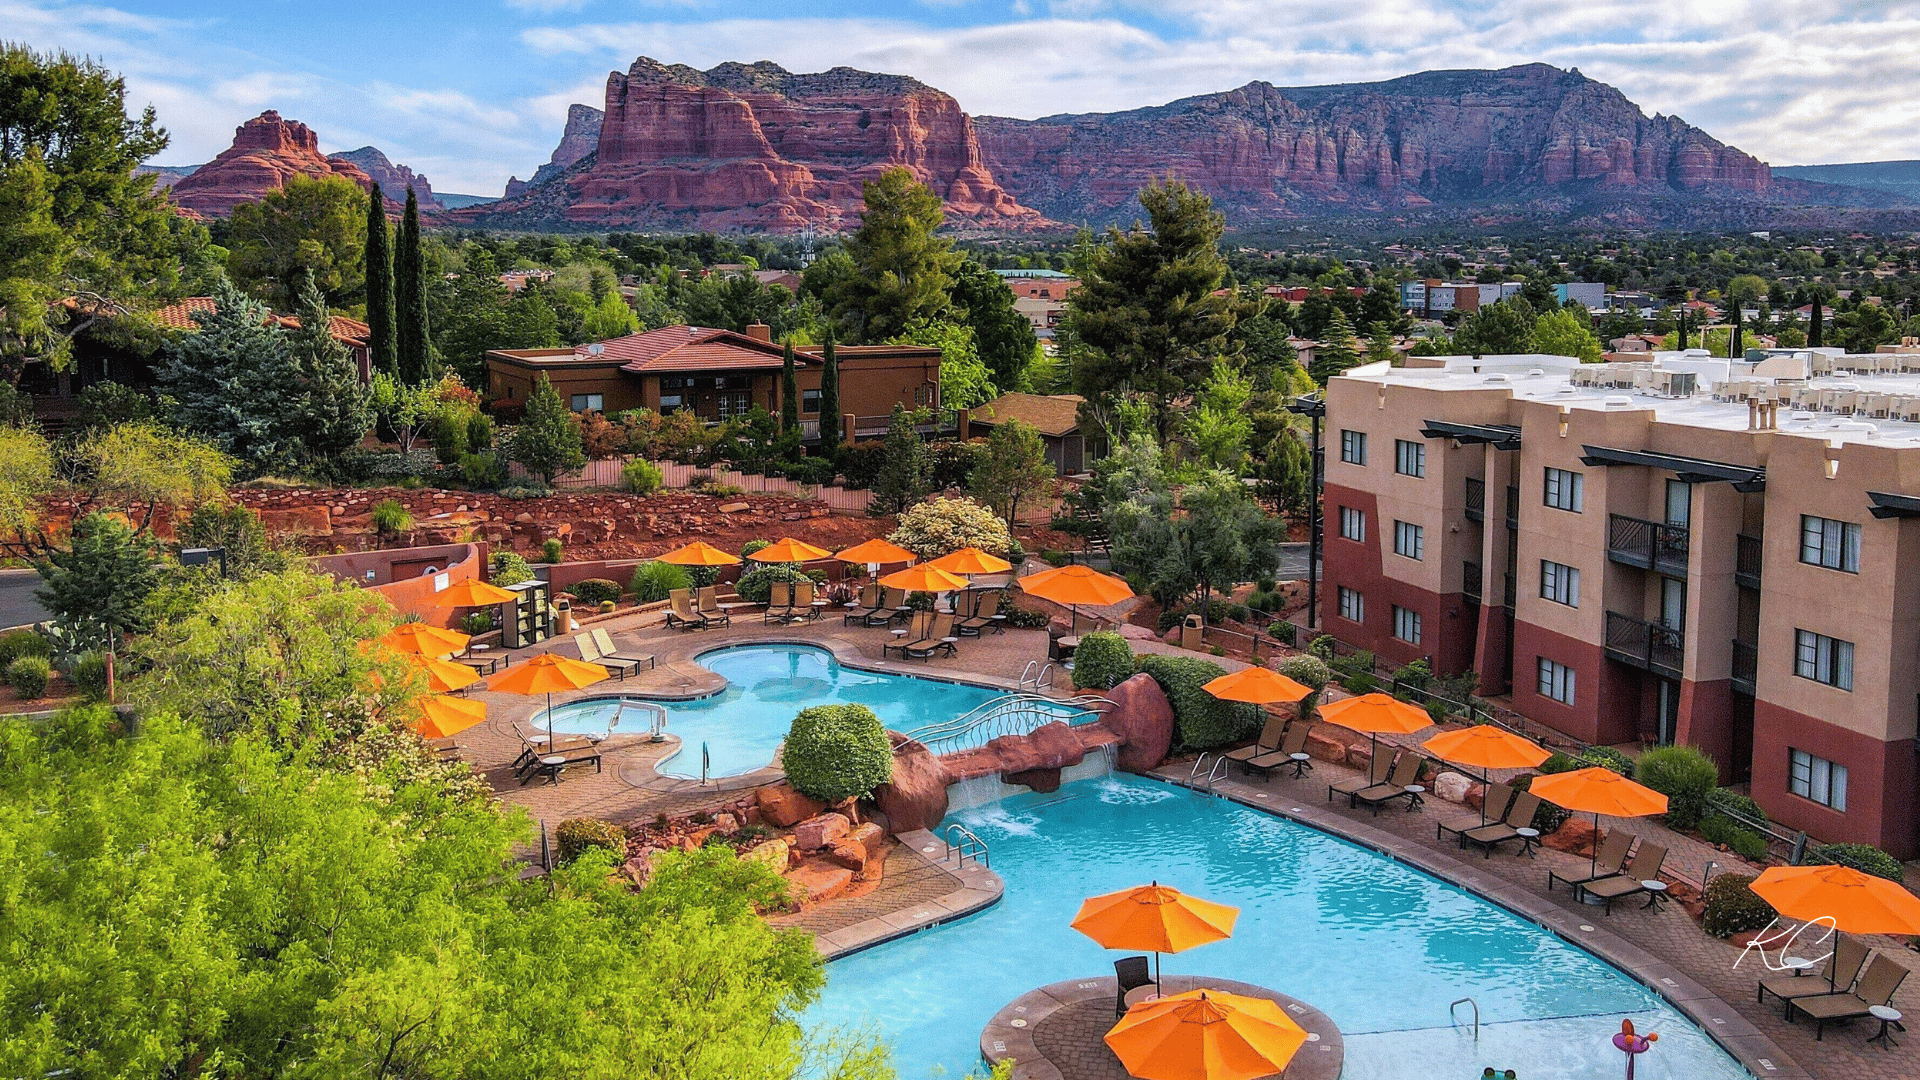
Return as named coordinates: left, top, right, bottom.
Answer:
left=502, top=579, right=554, bottom=648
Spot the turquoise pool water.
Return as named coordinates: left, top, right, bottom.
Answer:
left=537, top=644, right=1058, bottom=779
left=807, top=776, right=1753, bottom=1080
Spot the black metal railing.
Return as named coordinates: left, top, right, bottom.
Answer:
left=1464, top=477, right=1486, bottom=523
left=1731, top=639, right=1758, bottom=694
left=1463, top=561, right=1483, bottom=605
left=1505, top=485, right=1520, bottom=529
left=1735, top=534, right=1763, bottom=589
left=1607, top=514, right=1691, bottom=576
left=1605, top=611, right=1686, bottom=676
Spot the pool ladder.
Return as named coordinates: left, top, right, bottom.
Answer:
left=1018, top=661, right=1058, bottom=692
left=1186, top=753, right=1230, bottom=797
left=943, top=823, right=990, bottom=868
left=700, top=741, right=710, bottom=787
left=1449, top=997, right=1480, bottom=1042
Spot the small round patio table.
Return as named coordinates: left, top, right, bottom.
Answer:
left=1641, top=879, right=1671, bottom=910
left=1868, top=1005, right=1903, bottom=1049
left=1514, top=826, right=1541, bottom=858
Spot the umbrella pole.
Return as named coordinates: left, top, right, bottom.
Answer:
left=547, top=690, right=555, bottom=753
left=1480, top=769, right=1491, bottom=826
left=1591, top=812, right=1601, bottom=880
left=1155, top=950, right=1162, bottom=999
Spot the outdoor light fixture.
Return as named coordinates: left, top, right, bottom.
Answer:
left=178, top=546, right=228, bottom=578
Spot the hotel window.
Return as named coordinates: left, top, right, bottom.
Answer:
left=716, top=391, right=752, bottom=420
left=569, top=393, right=603, bottom=413
left=1337, top=587, right=1365, bottom=624
left=1394, top=439, right=1426, bottom=477
left=1793, top=629, right=1854, bottom=691
left=1340, top=430, right=1367, bottom=465
left=1539, top=560, right=1580, bottom=607
left=801, top=388, right=822, bottom=414
left=1338, top=507, right=1366, bottom=543
left=1799, top=515, right=1860, bottom=573
left=1392, top=605, right=1422, bottom=645
left=1537, top=658, right=1576, bottom=705
left=1393, top=520, right=1424, bottom=560
left=1543, top=468, right=1583, bottom=512
left=1789, top=749, right=1848, bottom=811
left=659, top=376, right=688, bottom=411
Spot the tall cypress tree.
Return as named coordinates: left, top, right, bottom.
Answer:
left=817, top=333, right=841, bottom=453
left=1808, top=293, right=1825, bottom=349
left=1730, top=303, right=1744, bottom=358
left=363, top=183, right=398, bottom=376
left=395, top=187, right=431, bottom=382
left=779, top=340, right=799, bottom=434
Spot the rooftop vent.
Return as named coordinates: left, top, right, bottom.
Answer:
left=1790, top=411, right=1815, bottom=423
left=585, top=343, right=605, bottom=357
left=1603, top=395, right=1635, bottom=409
left=1528, top=368, right=1546, bottom=378
left=1555, top=386, right=1580, bottom=395
left=1484, top=373, right=1510, bottom=383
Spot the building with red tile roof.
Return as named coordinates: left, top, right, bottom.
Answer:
left=150, top=297, right=372, bottom=380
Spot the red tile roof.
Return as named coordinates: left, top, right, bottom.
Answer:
left=150, top=297, right=368, bottom=346
left=595, top=326, right=788, bottom=373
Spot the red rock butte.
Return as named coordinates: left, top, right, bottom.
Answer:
left=169, top=111, right=375, bottom=217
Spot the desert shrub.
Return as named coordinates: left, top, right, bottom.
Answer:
left=0, top=629, right=49, bottom=670
left=1700, top=873, right=1778, bottom=939
left=1307, top=635, right=1338, bottom=662
left=466, top=410, right=494, bottom=452
left=598, top=600, right=615, bottom=613
left=1636, top=744, right=1719, bottom=828
left=1040, top=549, right=1071, bottom=567
left=370, top=499, right=413, bottom=535
left=783, top=703, right=893, bottom=804
left=1699, top=813, right=1770, bottom=862
left=495, top=484, right=551, bottom=500
left=1576, top=746, right=1636, bottom=779
left=1705, top=788, right=1768, bottom=827
left=739, top=539, right=771, bottom=559
left=1003, top=606, right=1049, bottom=630
left=839, top=441, right=887, bottom=489
left=1135, top=653, right=1254, bottom=749
left=541, top=538, right=564, bottom=563
left=6, top=656, right=49, bottom=699
left=621, top=459, right=663, bottom=495
left=734, top=564, right=811, bottom=604
left=490, top=551, right=534, bottom=587
left=1269, top=621, right=1297, bottom=646
left=1246, top=590, right=1277, bottom=613
left=1255, top=576, right=1277, bottom=593
left=1072, top=631, right=1134, bottom=690
left=1276, top=654, right=1331, bottom=692
left=1810, top=842, right=1904, bottom=882
left=555, top=817, right=629, bottom=865
left=1538, top=752, right=1582, bottom=774
left=69, top=652, right=110, bottom=702
left=457, top=451, right=507, bottom=489
left=570, top=578, right=622, bottom=605
left=459, top=610, right=494, bottom=635
left=1511, top=773, right=1571, bottom=834
left=629, top=561, right=691, bottom=603
left=1391, top=657, right=1433, bottom=691
left=888, top=496, right=1015, bottom=559
left=1341, top=672, right=1378, bottom=695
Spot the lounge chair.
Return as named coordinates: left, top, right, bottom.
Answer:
left=575, top=632, right=639, bottom=680
left=1760, top=935, right=1868, bottom=1017
left=591, top=628, right=654, bottom=672
left=1460, top=792, right=1543, bottom=858
left=884, top=612, right=932, bottom=658
left=1223, top=714, right=1290, bottom=771
left=1245, top=722, right=1314, bottom=779
left=843, top=584, right=886, bottom=626
left=520, top=741, right=603, bottom=786
left=905, top=613, right=957, bottom=659
left=870, top=587, right=909, bottom=626
left=1547, top=829, right=1635, bottom=894
left=1438, top=784, right=1517, bottom=843
left=512, top=732, right=596, bottom=780
left=1351, top=751, right=1425, bottom=815
left=1576, top=842, right=1668, bottom=914
left=1115, top=956, right=1153, bottom=1017
left=1329, top=749, right=1396, bottom=804
left=790, top=580, right=822, bottom=621
left=1788, top=953, right=1910, bottom=1040
left=667, top=591, right=708, bottom=631
left=958, top=592, right=1004, bottom=636
left=697, top=586, right=733, bottom=628
left=762, top=581, right=794, bottom=624
left=424, top=736, right=463, bottom=762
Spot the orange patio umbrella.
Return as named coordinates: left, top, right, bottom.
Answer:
left=380, top=621, right=470, bottom=657
left=1750, top=864, right=1920, bottom=938
left=1201, top=666, right=1312, bottom=706
left=1017, top=564, right=1134, bottom=633
left=428, top=579, right=518, bottom=608
left=926, top=547, right=1014, bottom=575
left=833, top=538, right=917, bottom=568
left=1422, top=724, right=1551, bottom=825
left=412, top=653, right=482, bottom=694
left=1316, top=692, right=1434, bottom=769
left=488, top=651, right=609, bottom=751
left=1104, top=988, right=1308, bottom=1080
left=877, top=564, right=971, bottom=595
left=748, top=537, right=832, bottom=564
left=656, top=540, right=741, bottom=566
left=1072, top=882, right=1239, bottom=995
left=1527, top=767, right=1669, bottom=879
left=411, top=694, right=488, bottom=739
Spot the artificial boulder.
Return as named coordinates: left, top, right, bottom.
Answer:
left=793, top=811, right=852, bottom=852
left=1545, top=817, right=1601, bottom=858
left=783, top=863, right=854, bottom=906
left=1304, top=729, right=1350, bottom=765
left=873, top=736, right=952, bottom=833
left=755, top=781, right=826, bottom=827
left=1432, top=771, right=1472, bottom=804
left=743, top=838, right=792, bottom=872
left=1100, top=673, right=1175, bottom=773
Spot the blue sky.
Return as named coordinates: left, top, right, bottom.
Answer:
left=9, top=1, right=1918, bottom=196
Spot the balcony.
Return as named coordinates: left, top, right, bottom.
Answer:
left=1735, top=534, right=1763, bottom=590
left=1462, top=561, right=1483, bottom=605
left=1731, top=638, right=1758, bottom=696
left=1464, top=477, right=1485, bottom=523
left=1607, top=514, right=1691, bottom=577
left=1605, top=611, right=1686, bottom=678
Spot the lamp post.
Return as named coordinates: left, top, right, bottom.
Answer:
left=179, top=546, right=228, bottom=578
left=1285, top=395, right=1325, bottom=631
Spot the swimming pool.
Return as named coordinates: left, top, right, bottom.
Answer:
left=536, top=644, right=1061, bottom=780
left=807, top=776, right=1753, bottom=1080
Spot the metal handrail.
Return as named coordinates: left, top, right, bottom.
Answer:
left=1187, top=753, right=1214, bottom=788
left=611, top=698, right=669, bottom=740
left=1450, top=997, right=1480, bottom=1042
left=701, top=741, right=710, bottom=786
left=1018, top=660, right=1041, bottom=690
left=908, top=694, right=1112, bottom=755
left=1202, top=756, right=1229, bottom=795
left=943, top=823, right=990, bottom=867
left=1036, top=663, right=1058, bottom=690
left=906, top=691, right=1109, bottom=742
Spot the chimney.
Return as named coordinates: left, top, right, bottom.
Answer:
left=744, top=323, right=772, bottom=343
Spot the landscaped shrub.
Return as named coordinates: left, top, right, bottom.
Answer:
left=735, top=564, right=811, bottom=604
left=1538, top=752, right=1582, bottom=774
left=839, top=441, right=887, bottom=489
left=1700, top=813, right=1770, bottom=862
left=70, top=652, right=109, bottom=703
left=1246, top=590, right=1278, bottom=613
left=555, top=817, right=629, bottom=864
left=490, top=551, right=534, bottom=587
left=1810, top=842, right=1905, bottom=881
left=1072, top=631, right=1134, bottom=690
left=1307, top=635, right=1337, bottom=662
left=457, top=451, right=506, bottom=489
left=1270, top=621, right=1297, bottom=646
left=1276, top=654, right=1331, bottom=692
left=1255, top=576, right=1277, bottom=593
left=370, top=499, right=413, bottom=535
left=7, top=656, right=49, bottom=699
left=569, top=578, right=622, bottom=605
left=0, top=629, right=49, bottom=670
left=739, top=539, right=771, bottom=559
left=460, top=611, right=494, bottom=635
left=888, top=497, right=1015, bottom=560
left=540, top=538, right=564, bottom=563
left=621, top=458, right=663, bottom=495
left=629, top=561, right=691, bottom=603
left=1003, top=606, right=1049, bottom=630
left=1635, top=744, right=1719, bottom=828
left=1574, top=746, right=1635, bottom=778
left=1705, top=788, right=1768, bottom=827
left=1700, top=873, right=1778, bottom=939
left=782, top=703, right=893, bottom=804
left=1341, top=672, right=1378, bottom=695
left=1136, top=653, right=1254, bottom=749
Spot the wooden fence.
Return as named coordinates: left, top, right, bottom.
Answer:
left=510, top=456, right=873, bottom=513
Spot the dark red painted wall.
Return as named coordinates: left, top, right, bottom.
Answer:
left=1751, top=701, right=1918, bottom=860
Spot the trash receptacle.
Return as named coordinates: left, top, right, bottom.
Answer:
left=555, top=599, right=574, bottom=633
left=1181, top=613, right=1204, bottom=651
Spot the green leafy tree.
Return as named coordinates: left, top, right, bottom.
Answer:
left=1064, top=180, right=1237, bottom=439
left=396, top=187, right=432, bottom=382
left=888, top=496, right=1015, bottom=559
left=1455, top=300, right=1535, bottom=356
left=1308, top=309, right=1361, bottom=384
left=363, top=182, right=398, bottom=375
left=228, top=175, right=367, bottom=309
left=1530, top=307, right=1604, bottom=363
left=950, top=260, right=1038, bottom=390
left=891, top=318, right=995, bottom=411
left=367, top=372, right=435, bottom=455
left=177, top=502, right=288, bottom=580
left=34, top=511, right=161, bottom=635
left=871, top=405, right=931, bottom=516
left=1364, top=322, right=1398, bottom=366
left=1187, top=360, right=1255, bottom=471
left=286, top=275, right=374, bottom=460
left=969, top=418, right=1053, bottom=529
left=69, top=422, right=230, bottom=534
left=828, top=167, right=955, bottom=342
left=508, top=373, right=586, bottom=484
left=582, top=289, right=640, bottom=339
left=818, top=333, right=841, bottom=452
left=1836, top=301, right=1895, bottom=354
left=779, top=340, right=800, bottom=435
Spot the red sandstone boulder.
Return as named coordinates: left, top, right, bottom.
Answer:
left=793, top=811, right=851, bottom=852
left=983, top=733, right=1046, bottom=776
left=872, top=737, right=952, bottom=833
left=1026, top=721, right=1089, bottom=770
left=1100, top=673, right=1174, bottom=773
left=1345, top=744, right=1374, bottom=772
left=755, top=781, right=826, bottom=828
left=1545, top=817, right=1600, bottom=857
left=827, top=822, right=887, bottom=872
left=1304, top=729, right=1350, bottom=765
left=257, top=506, right=331, bottom=536
left=783, top=862, right=854, bottom=905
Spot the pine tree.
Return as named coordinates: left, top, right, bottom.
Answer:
left=779, top=341, right=799, bottom=434
left=871, top=405, right=931, bottom=515
left=1364, top=323, right=1398, bottom=366
left=157, top=277, right=293, bottom=465
left=1808, top=294, right=1825, bottom=349
left=817, top=333, right=841, bottom=453
left=362, top=183, right=397, bottom=376
left=1308, top=310, right=1361, bottom=385
left=395, top=187, right=430, bottom=382
left=508, top=374, right=585, bottom=485
left=287, top=276, right=373, bottom=460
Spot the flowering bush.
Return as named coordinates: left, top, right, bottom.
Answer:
left=887, top=497, right=1014, bottom=559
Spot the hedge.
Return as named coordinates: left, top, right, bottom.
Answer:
left=0, top=630, right=48, bottom=669
left=1701, top=873, right=1777, bottom=939
left=1635, top=745, right=1719, bottom=828
left=1811, top=842, right=1905, bottom=881
left=783, top=703, right=893, bottom=804
left=1135, top=653, right=1255, bottom=749
left=569, top=578, right=622, bottom=605
left=735, top=564, right=813, bottom=605
left=1071, top=631, right=1134, bottom=691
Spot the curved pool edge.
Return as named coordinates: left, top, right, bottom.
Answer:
left=1159, top=767, right=1805, bottom=1080
left=809, top=827, right=1005, bottom=961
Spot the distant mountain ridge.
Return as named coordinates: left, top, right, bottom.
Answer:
left=1772, top=161, right=1920, bottom=200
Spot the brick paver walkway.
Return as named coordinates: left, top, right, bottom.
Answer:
left=771, top=843, right=963, bottom=935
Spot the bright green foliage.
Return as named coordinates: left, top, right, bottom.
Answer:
left=1135, top=653, right=1254, bottom=749
left=1308, top=309, right=1361, bottom=385
left=1531, top=307, right=1604, bottom=363
left=780, top=341, right=800, bottom=434
left=829, top=167, right=955, bottom=342
left=735, top=565, right=813, bottom=605
left=888, top=497, right=1015, bottom=559
left=622, top=458, right=664, bottom=494
left=582, top=289, right=640, bottom=340
left=950, top=260, right=1037, bottom=390
left=556, top=817, right=629, bottom=864
left=1071, top=631, right=1134, bottom=691
left=1573, top=745, right=1636, bottom=778
left=1810, top=842, right=1905, bottom=881
left=0, top=630, right=48, bottom=669
left=1277, top=654, right=1331, bottom=721
left=892, top=318, right=994, bottom=411
left=1699, top=813, right=1769, bottom=861
left=229, top=175, right=367, bottom=308
left=542, top=538, right=564, bottom=563
left=629, top=560, right=691, bottom=602
left=367, top=373, right=437, bottom=455
left=0, top=426, right=55, bottom=548
left=73, top=380, right=163, bottom=431
left=363, top=182, right=398, bottom=375
left=370, top=499, right=413, bottom=536
left=818, top=334, right=841, bottom=451
left=396, top=187, right=432, bottom=382
left=783, top=703, right=894, bottom=804
left=1701, top=873, right=1778, bottom=938
left=1187, top=361, right=1255, bottom=470
left=1065, top=180, right=1237, bottom=440
left=1835, top=301, right=1896, bottom=355
left=741, top=540, right=772, bottom=558
left=1109, top=469, right=1282, bottom=616
left=287, top=275, right=375, bottom=459
left=1455, top=301, right=1535, bottom=356
left=509, top=373, right=587, bottom=484
left=491, top=550, right=535, bottom=587
left=969, top=418, right=1054, bottom=529
left=34, top=512, right=160, bottom=636
left=6, top=655, right=48, bottom=698
left=1705, top=787, right=1768, bottom=826
left=178, top=501, right=289, bottom=580
left=69, top=652, right=108, bottom=702
left=871, top=405, right=932, bottom=516
left=77, top=422, right=230, bottom=525
left=1635, top=744, right=1720, bottom=828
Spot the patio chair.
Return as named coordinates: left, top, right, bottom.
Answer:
left=592, top=628, right=655, bottom=672
left=1576, top=842, right=1668, bottom=914
left=884, top=612, right=933, bottom=659
left=877, top=587, right=911, bottom=626
left=520, top=742, right=603, bottom=786
left=958, top=592, right=1004, bottom=636
left=1547, top=829, right=1635, bottom=894
left=1223, top=714, right=1290, bottom=771
left=1245, top=722, right=1314, bottom=779
left=575, top=632, right=639, bottom=680
left=790, top=580, right=823, bottom=621
left=1351, top=751, right=1425, bottom=815
left=1760, top=935, right=1869, bottom=1017
left=906, top=614, right=957, bottom=659
left=1787, top=953, right=1911, bottom=1040
left=1460, top=792, right=1543, bottom=858
left=1328, top=748, right=1397, bottom=804
left=1437, top=784, right=1516, bottom=843
left=762, top=581, right=794, bottom=624
left=513, top=733, right=596, bottom=781
left=697, top=586, right=733, bottom=628
left=667, top=591, right=708, bottom=631
left=843, top=584, right=887, bottom=626
left=1115, top=955, right=1153, bottom=1017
